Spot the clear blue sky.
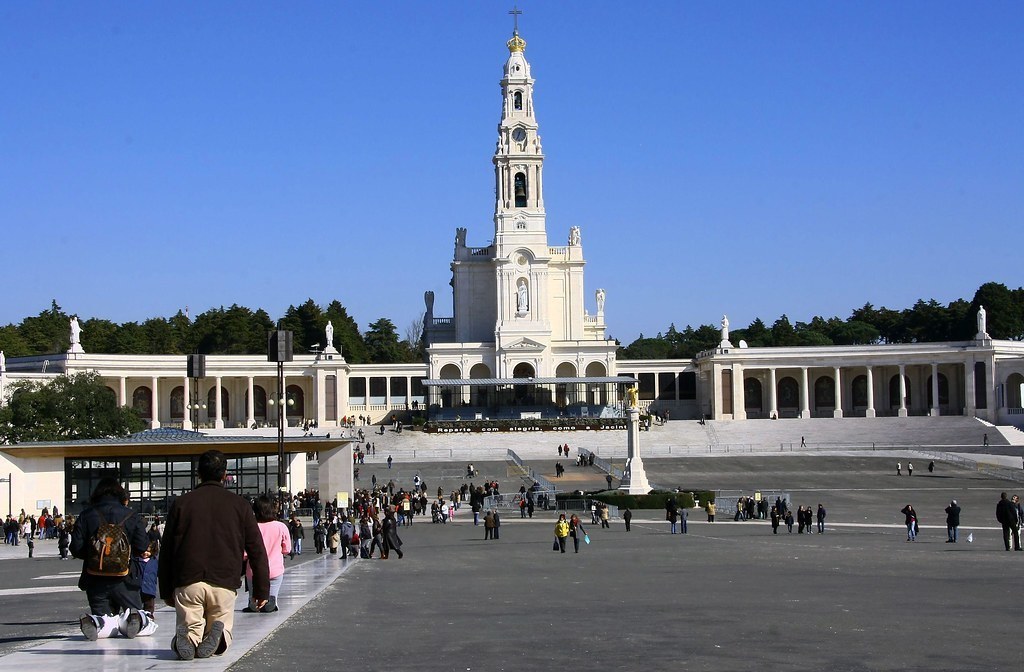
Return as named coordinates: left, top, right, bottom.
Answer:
left=2, top=3, right=1022, bottom=343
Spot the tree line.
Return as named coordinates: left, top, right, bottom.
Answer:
left=618, top=282, right=1024, bottom=360
left=0, top=299, right=424, bottom=364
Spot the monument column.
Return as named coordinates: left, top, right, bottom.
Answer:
left=930, top=363, right=940, bottom=416
left=865, top=366, right=876, bottom=418
left=214, top=376, right=224, bottom=430
left=151, top=376, right=160, bottom=428
left=768, top=368, right=778, bottom=419
left=619, top=388, right=651, bottom=495
left=833, top=366, right=843, bottom=418
left=898, top=365, right=908, bottom=417
left=799, top=367, right=810, bottom=419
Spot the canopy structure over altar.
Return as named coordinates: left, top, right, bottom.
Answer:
left=421, top=376, right=637, bottom=422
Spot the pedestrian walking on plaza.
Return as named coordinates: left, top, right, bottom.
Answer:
left=244, top=495, right=290, bottom=613
left=288, top=514, right=304, bottom=558
left=599, top=502, right=610, bottom=529
left=381, top=508, right=404, bottom=559
left=622, top=508, right=632, bottom=532
left=493, top=510, right=501, bottom=539
left=568, top=514, right=586, bottom=553
left=484, top=510, right=495, bottom=540
left=800, top=436, right=806, bottom=448
left=816, top=504, right=826, bottom=534
left=159, top=450, right=270, bottom=661
left=896, top=462, right=902, bottom=476
left=706, top=501, right=716, bottom=522
left=995, top=492, right=1020, bottom=551
left=901, top=504, right=918, bottom=542
left=908, top=462, right=914, bottom=476
left=554, top=514, right=569, bottom=553
left=680, top=507, right=688, bottom=534
left=928, top=461, right=935, bottom=474
left=785, top=509, right=794, bottom=533
left=983, top=433, right=989, bottom=447
left=387, top=455, right=393, bottom=469
left=945, top=500, right=961, bottom=543
left=70, top=478, right=153, bottom=641
left=770, top=507, right=780, bottom=534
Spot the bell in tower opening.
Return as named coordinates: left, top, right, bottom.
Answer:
left=514, top=172, right=528, bottom=208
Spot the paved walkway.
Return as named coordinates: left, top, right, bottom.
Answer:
left=0, top=550, right=356, bottom=670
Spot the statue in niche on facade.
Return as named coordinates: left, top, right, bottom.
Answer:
left=569, top=226, right=581, bottom=246
left=977, top=305, right=988, bottom=337
left=455, top=227, right=467, bottom=248
left=516, top=278, right=529, bottom=314
left=596, top=288, right=606, bottom=314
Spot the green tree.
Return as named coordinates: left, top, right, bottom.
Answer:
left=81, top=318, right=120, bottom=353
left=0, top=372, right=146, bottom=443
left=771, top=315, right=798, bottom=346
left=18, top=300, right=69, bottom=354
left=0, top=324, right=31, bottom=357
left=618, top=334, right=673, bottom=360
left=364, top=318, right=408, bottom=363
left=968, top=282, right=1023, bottom=340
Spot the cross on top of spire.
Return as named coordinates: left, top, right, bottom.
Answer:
left=509, top=6, right=522, bottom=35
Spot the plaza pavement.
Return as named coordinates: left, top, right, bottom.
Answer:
left=3, top=451, right=1024, bottom=670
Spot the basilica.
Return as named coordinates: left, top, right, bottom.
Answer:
left=2, top=26, right=1024, bottom=514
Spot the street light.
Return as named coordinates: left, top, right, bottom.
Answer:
left=267, top=330, right=294, bottom=494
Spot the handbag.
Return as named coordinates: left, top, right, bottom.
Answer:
left=552, top=539, right=560, bottom=551
left=584, top=533, right=591, bottom=544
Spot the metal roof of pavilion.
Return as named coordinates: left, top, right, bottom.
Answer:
left=1, top=427, right=354, bottom=458
left=421, top=376, right=636, bottom=386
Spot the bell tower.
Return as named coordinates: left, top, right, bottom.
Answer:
left=492, top=24, right=547, bottom=258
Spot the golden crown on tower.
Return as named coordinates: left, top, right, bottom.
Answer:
left=507, top=32, right=526, bottom=53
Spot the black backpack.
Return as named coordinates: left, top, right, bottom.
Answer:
left=86, top=510, right=134, bottom=577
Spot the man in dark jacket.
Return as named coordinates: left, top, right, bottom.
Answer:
left=945, top=500, right=961, bottom=543
left=995, top=492, right=1020, bottom=552
left=159, top=450, right=270, bottom=660
left=70, top=477, right=151, bottom=640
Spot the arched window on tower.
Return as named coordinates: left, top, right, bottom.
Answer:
left=513, top=91, right=523, bottom=110
left=514, top=172, right=528, bottom=208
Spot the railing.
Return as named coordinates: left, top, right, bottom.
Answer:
left=577, top=447, right=624, bottom=479
left=431, top=317, right=454, bottom=326
left=507, top=448, right=558, bottom=494
left=548, top=246, right=568, bottom=256
left=583, top=314, right=599, bottom=324
left=469, top=246, right=493, bottom=256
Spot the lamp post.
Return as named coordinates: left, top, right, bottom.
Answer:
left=267, top=330, right=294, bottom=496
left=0, top=473, right=11, bottom=516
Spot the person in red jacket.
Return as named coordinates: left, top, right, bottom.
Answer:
left=159, top=450, right=269, bottom=660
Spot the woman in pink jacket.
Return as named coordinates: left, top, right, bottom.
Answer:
left=245, top=495, right=292, bottom=613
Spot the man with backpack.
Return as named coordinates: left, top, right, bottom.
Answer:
left=70, top=477, right=153, bottom=641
